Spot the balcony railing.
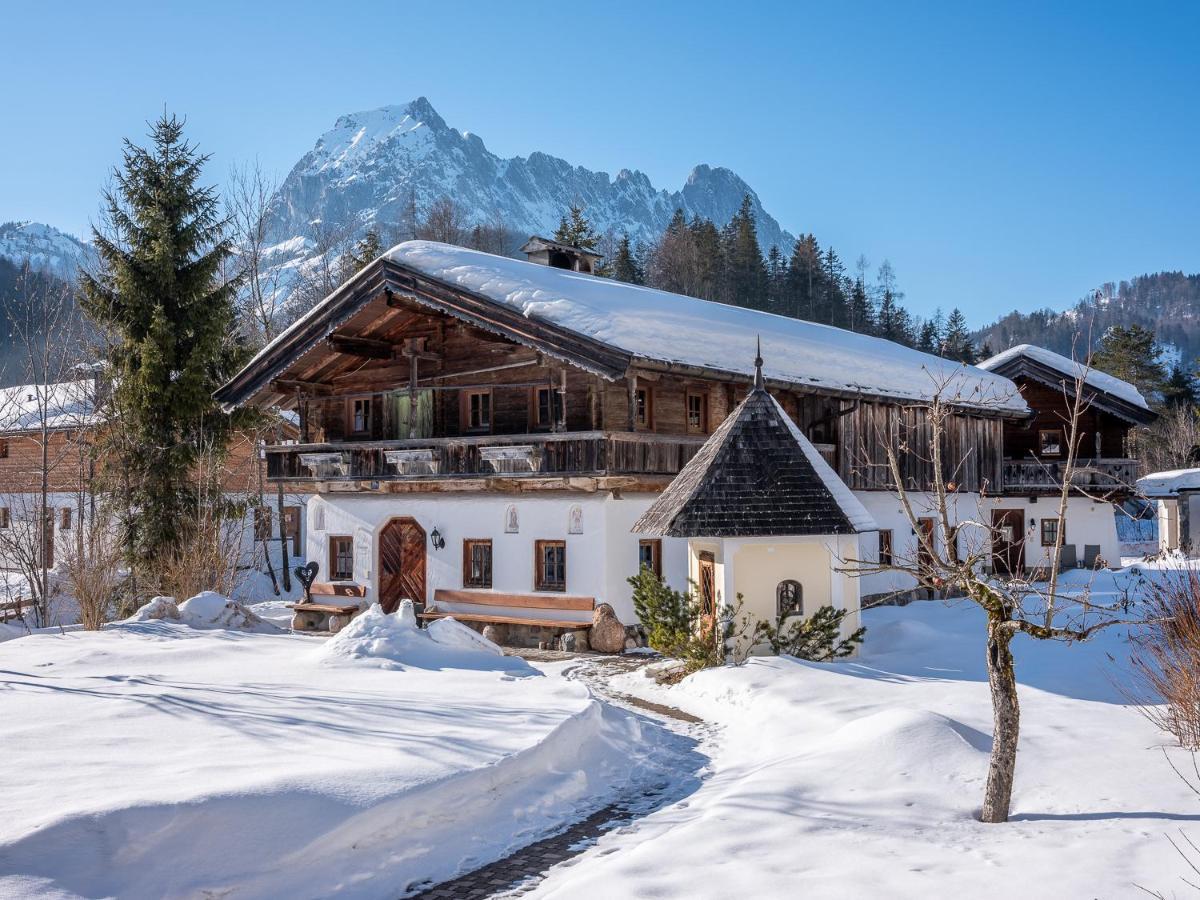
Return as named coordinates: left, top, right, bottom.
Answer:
left=265, top=430, right=708, bottom=482
left=1001, top=458, right=1139, bottom=494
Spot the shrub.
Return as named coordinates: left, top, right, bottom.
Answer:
left=752, top=605, right=865, bottom=660
left=1128, top=569, right=1200, bottom=749
left=628, top=566, right=753, bottom=674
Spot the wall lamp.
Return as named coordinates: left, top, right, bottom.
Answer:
left=430, top=527, right=446, bottom=550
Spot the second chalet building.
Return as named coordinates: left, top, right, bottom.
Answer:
left=215, top=240, right=1153, bottom=632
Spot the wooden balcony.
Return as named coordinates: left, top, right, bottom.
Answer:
left=1001, top=458, right=1139, bottom=495
left=265, top=430, right=708, bottom=484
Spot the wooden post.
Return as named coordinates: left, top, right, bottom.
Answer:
left=627, top=372, right=638, bottom=432
left=559, top=368, right=568, bottom=432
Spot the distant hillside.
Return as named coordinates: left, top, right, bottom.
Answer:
left=973, top=271, right=1200, bottom=363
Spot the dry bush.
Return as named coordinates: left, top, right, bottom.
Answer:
left=153, top=509, right=247, bottom=604
left=1129, top=569, right=1200, bottom=749
left=64, top=531, right=124, bottom=631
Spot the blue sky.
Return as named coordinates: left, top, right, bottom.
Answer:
left=3, top=0, right=1197, bottom=323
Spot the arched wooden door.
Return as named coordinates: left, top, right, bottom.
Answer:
left=378, top=517, right=426, bottom=613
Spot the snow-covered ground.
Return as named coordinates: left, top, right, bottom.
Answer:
left=2, top=566, right=1198, bottom=898
left=0, top=599, right=683, bottom=899
left=529, top=567, right=1200, bottom=899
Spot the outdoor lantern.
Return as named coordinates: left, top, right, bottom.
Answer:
left=431, top=527, right=446, bottom=550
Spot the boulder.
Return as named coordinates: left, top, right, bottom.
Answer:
left=560, top=628, right=591, bottom=652
left=482, top=624, right=508, bottom=646
left=590, top=603, right=626, bottom=654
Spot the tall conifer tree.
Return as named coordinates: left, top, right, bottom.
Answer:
left=81, top=113, right=241, bottom=570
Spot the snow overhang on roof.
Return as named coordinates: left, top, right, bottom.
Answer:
left=978, top=343, right=1155, bottom=425
left=1137, top=469, right=1200, bottom=498
left=216, top=241, right=1029, bottom=416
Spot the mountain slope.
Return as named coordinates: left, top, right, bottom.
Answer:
left=973, top=271, right=1200, bottom=363
left=265, top=97, right=795, bottom=258
left=0, top=221, right=94, bottom=279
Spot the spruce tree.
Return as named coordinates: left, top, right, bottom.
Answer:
left=720, top=195, right=767, bottom=309
left=554, top=202, right=601, bottom=251
left=80, top=113, right=241, bottom=571
left=1164, top=361, right=1199, bottom=408
left=942, top=308, right=976, bottom=363
left=612, top=233, right=643, bottom=284
left=1093, top=324, right=1168, bottom=403
left=344, top=228, right=384, bottom=277
left=847, top=276, right=875, bottom=334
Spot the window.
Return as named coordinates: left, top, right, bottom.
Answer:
left=917, top=517, right=935, bottom=570
left=635, top=386, right=653, bottom=429
left=254, top=506, right=272, bottom=541
left=60, top=507, right=72, bottom=531
left=531, top=387, right=556, bottom=431
left=686, top=391, right=708, bottom=434
left=1041, top=518, right=1062, bottom=547
left=777, top=580, right=803, bottom=618
left=534, top=540, right=567, bottom=591
left=462, top=390, right=492, bottom=433
left=0, top=440, right=8, bottom=459
left=463, top=539, right=493, bottom=588
left=283, top=506, right=302, bottom=556
left=329, top=535, right=354, bottom=581
left=349, top=397, right=371, bottom=435
left=1038, top=429, right=1063, bottom=456
left=0, top=508, right=9, bottom=529
left=878, top=529, right=893, bottom=566
left=638, top=538, right=662, bottom=578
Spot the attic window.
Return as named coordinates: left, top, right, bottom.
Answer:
left=1038, top=429, right=1063, bottom=457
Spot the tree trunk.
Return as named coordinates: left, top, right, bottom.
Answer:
left=981, top=617, right=1019, bottom=823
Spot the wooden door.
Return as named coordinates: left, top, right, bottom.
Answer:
left=991, top=509, right=1025, bottom=576
left=379, top=517, right=426, bottom=613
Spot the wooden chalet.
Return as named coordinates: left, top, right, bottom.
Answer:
left=215, top=238, right=1030, bottom=628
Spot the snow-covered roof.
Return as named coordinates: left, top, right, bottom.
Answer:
left=381, top=242, right=1027, bottom=414
left=978, top=344, right=1150, bottom=412
left=1137, top=469, right=1200, bottom=498
left=0, top=379, right=98, bottom=433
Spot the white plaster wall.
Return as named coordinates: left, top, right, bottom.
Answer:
left=307, top=492, right=672, bottom=622
left=986, top=496, right=1121, bottom=569
left=1159, top=499, right=1179, bottom=552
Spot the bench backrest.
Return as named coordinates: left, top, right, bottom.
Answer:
left=311, top=582, right=368, bottom=598
left=433, top=589, right=594, bottom=612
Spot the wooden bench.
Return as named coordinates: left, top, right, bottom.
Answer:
left=420, top=589, right=596, bottom=632
left=288, top=582, right=367, bottom=632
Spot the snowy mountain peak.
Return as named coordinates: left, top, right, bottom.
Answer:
left=0, top=221, right=94, bottom=279
left=267, top=98, right=796, bottom=264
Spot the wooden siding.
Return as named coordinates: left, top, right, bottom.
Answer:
left=1003, top=377, right=1130, bottom=461
left=840, top=400, right=1003, bottom=493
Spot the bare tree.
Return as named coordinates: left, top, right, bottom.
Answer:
left=849, top=362, right=1130, bottom=823
left=1137, top=404, right=1200, bottom=475
left=226, top=160, right=287, bottom=343
left=0, top=271, right=93, bottom=626
left=417, top=195, right=469, bottom=245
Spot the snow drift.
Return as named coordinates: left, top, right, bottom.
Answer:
left=315, top=601, right=533, bottom=674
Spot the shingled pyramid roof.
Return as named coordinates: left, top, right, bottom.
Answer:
left=634, top=352, right=875, bottom=538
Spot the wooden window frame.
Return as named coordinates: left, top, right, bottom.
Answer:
left=1040, top=518, right=1062, bottom=547
left=878, top=529, right=893, bottom=566
left=0, top=440, right=8, bottom=459
left=529, top=386, right=556, bottom=432
left=0, top=507, right=9, bottom=529
left=686, top=390, right=709, bottom=435
left=534, top=539, right=567, bottom=592
left=638, top=538, right=662, bottom=578
left=635, top=386, right=654, bottom=430
left=776, top=579, right=803, bottom=618
left=460, top=389, right=493, bottom=434
left=60, top=507, right=72, bottom=531
left=1038, top=428, right=1063, bottom=457
left=347, top=397, right=372, bottom=437
left=462, top=538, right=493, bottom=589
left=329, top=535, right=354, bottom=581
